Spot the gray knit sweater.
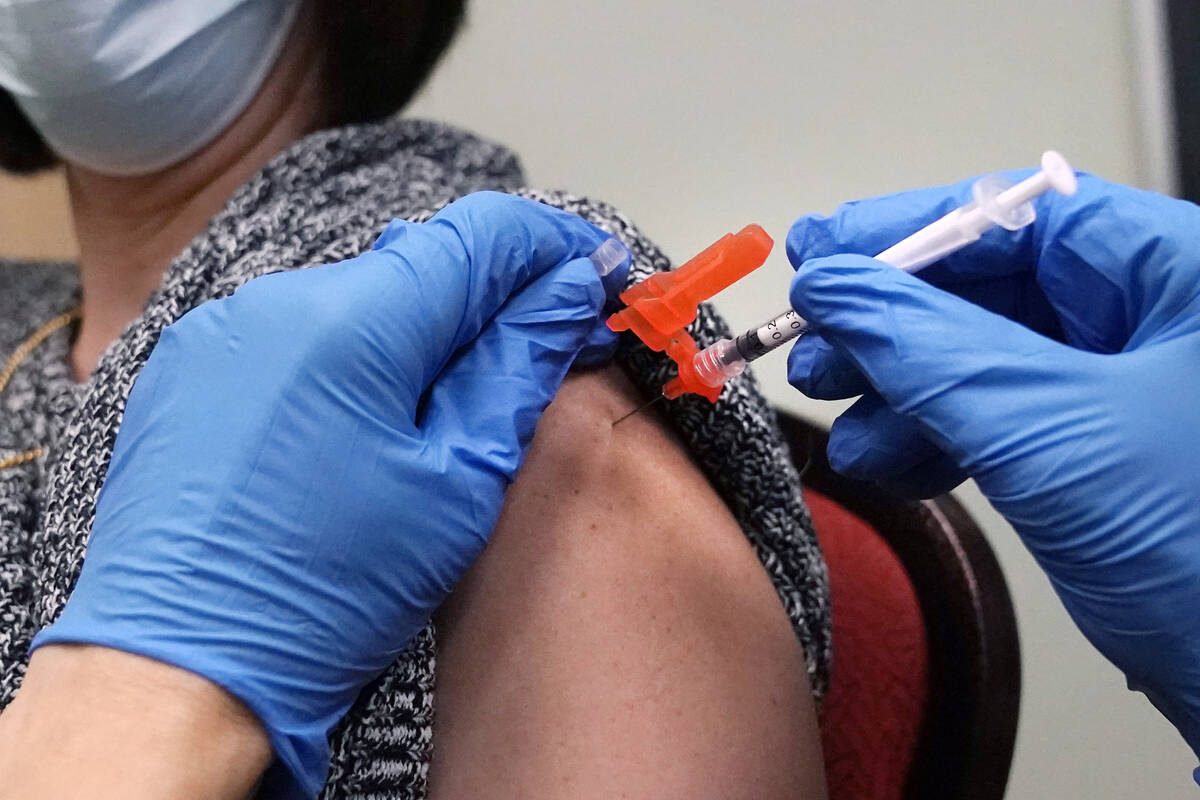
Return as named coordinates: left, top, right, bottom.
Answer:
left=0, top=117, right=830, bottom=798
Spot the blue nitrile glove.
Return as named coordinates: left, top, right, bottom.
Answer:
left=785, top=174, right=1200, bottom=775
left=32, top=191, right=629, bottom=798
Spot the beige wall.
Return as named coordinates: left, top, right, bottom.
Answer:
left=2, top=1, right=1194, bottom=795
left=0, top=171, right=74, bottom=260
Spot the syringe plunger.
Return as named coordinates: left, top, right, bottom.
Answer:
left=876, top=151, right=1076, bottom=272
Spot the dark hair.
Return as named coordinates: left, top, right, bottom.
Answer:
left=0, top=0, right=468, bottom=174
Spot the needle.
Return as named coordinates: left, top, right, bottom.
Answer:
left=611, top=395, right=665, bottom=427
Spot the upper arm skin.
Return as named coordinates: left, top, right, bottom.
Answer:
left=429, top=366, right=827, bottom=799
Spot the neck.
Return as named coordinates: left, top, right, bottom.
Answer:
left=66, top=4, right=325, bottom=382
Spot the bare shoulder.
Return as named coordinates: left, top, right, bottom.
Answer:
left=430, top=365, right=827, bottom=799
left=513, top=365, right=759, bottom=564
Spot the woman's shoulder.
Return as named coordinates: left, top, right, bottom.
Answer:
left=0, top=259, right=79, bottom=350
left=505, top=189, right=675, bottom=289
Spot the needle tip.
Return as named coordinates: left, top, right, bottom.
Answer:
left=611, top=394, right=665, bottom=427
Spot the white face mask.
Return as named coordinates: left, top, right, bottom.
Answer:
left=0, top=0, right=300, bottom=175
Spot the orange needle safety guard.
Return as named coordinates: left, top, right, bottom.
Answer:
left=606, top=224, right=773, bottom=402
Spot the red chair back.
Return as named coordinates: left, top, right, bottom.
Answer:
left=777, top=412, right=1020, bottom=800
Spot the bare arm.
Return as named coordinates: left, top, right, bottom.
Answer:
left=0, top=646, right=271, bottom=800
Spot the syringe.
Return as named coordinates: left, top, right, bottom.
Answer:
left=690, top=151, right=1078, bottom=391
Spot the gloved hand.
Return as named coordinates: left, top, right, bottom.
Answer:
left=785, top=174, right=1200, bottom=773
left=32, top=191, right=628, bottom=797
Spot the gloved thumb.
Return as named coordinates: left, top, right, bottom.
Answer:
left=790, top=253, right=1087, bottom=472
left=418, top=253, right=608, bottom=531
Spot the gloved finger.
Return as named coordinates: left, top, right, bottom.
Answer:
left=787, top=332, right=871, bottom=400
left=420, top=253, right=607, bottom=511
left=1029, top=176, right=1200, bottom=350
left=826, top=392, right=943, bottom=479
left=825, top=393, right=969, bottom=497
left=369, top=192, right=614, bottom=399
left=574, top=236, right=632, bottom=368
left=573, top=320, right=621, bottom=368
left=944, top=272, right=1066, bottom=341
left=787, top=178, right=978, bottom=267
left=826, top=393, right=969, bottom=497
left=787, top=273, right=1066, bottom=401
left=869, top=450, right=969, bottom=499
left=791, top=253, right=1083, bottom=470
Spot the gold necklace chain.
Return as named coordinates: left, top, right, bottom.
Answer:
left=0, top=308, right=81, bottom=472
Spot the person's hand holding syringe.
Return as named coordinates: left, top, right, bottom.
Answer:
left=613, top=150, right=1200, bottom=779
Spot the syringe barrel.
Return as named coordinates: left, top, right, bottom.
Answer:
left=692, top=309, right=811, bottom=389
left=875, top=206, right=987, bottom=272
left=732, top=308, right=808, bottom=362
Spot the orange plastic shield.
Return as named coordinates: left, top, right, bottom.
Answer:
left=607, top=224, right=773, bottom=402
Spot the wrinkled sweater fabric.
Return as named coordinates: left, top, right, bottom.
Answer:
left=0, top=116, right=830, bottom=798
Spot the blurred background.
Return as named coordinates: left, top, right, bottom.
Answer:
left=2, top=1, right=1194, bottom=796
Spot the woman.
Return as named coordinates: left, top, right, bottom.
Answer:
left=0, top=1, right=831, bottom=796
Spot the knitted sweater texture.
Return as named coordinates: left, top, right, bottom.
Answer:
left=0, top=117, right=830, bottom=798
